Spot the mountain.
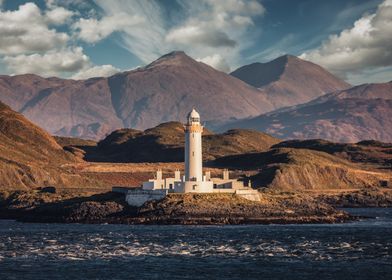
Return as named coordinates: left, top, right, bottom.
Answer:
left=0, top=52, right=350, bottom=140
left=0, top=74, right=123, bottom=140
left=231, top=55, right=350, bottom=108
left=65, top=122, right=280, bottom=162
left=0, top=101, right=99, bottom=190
left=107, top=51, right=274, bottom=130
left=0, top=52, right=275, bottom=140
left=220, top=82, right=392, bottom=142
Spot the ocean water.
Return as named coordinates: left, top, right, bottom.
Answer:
left=0, top=208, right=391, bottom=280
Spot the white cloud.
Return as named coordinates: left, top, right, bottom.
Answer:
left=0, top=0, right=265, bottom=77
left=93, top=0, right=265, bottom=70
left=197, top=54, right=230, bottom=72
left=0, top=3, right=69, bottom=55
left=165, top=0, right=264, bottom=52
left=4, top=46, right=121, bottom=79
left=72, top=64, right=120, bottom=79
left=166, top=26, right=236, bottom=48
left=73, top=12, right=143, bottom=43
left=93, top=0, right=169, bottom=63
left=45, top=6, right=74, bottom=25
left=4, top=47, right=89, bottom=77
left=300, top=0, right=392, bottom=79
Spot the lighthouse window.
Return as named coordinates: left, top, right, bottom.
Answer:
left=192, top=152, right=194, bottom=156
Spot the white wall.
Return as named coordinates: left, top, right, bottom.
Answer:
left=185, top=130, right=203, bottom=182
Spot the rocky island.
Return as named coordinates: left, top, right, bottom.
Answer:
left=0, top=190, right=353, bottom=225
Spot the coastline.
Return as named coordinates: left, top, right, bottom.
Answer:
left=0, top=191, right=366, bottom=225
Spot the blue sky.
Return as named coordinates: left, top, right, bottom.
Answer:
left=0, top=0, right=391, bottom=84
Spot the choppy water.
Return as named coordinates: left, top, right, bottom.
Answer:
left=0, top=208, right=391, bottom=280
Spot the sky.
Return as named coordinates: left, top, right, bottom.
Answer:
left=0, top=0, right=391, bottom=85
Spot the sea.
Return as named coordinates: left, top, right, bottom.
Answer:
left=0, top=208, right=391, bottom=280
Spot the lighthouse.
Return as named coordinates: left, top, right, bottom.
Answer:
left=185, top=108, right=203, bottom=181
left=126, top=107, right=261, bottom=205
left=176, top=108, right=213, bottom=192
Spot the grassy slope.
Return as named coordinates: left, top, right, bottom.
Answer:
left=0, top=102, right=103, bottom=190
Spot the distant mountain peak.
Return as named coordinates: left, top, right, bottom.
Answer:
left=230, top=54, right=294, bottom=88
left=146, top=51, right=195, bottom=69
left=230, top=54, right=350, bottom=108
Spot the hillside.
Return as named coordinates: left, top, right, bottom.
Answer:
left=0, top=101, right=99, bottom=190
left=220, top=82, right=392, bottom=142
left=213, top=147, right=392, bottom=191
left=231, top=55, right=350, bottom=108
left=273, top=139, right=392, bottom=168
left=70, top=122, right=280, bottom=162
left=0, top=52, right=350, bottom=140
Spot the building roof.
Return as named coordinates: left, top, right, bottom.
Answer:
left=187, top=108, right=200, bottom=120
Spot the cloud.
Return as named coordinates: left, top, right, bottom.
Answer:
left=0, top=0, right=265, bottom=77
left=0, top=3, right=69, bottom=55
left=4, top=47, right=89, bottom=77
left=93, top=0, right=167, bottom=63
left=197, top=54, right=231, bottom=72
left=166, top=26, right=236, bottom=48
left=165, top=0, right=264, bottom=51
left=93, top=0, right=265, bottom=70
left=73, top=12, right=143, bottom=43
left=4, top=46, right=121, bottom=79
left=45, top=6, right=74, bottom=25
left=300, top=0, right=392, bottom=79
left=346, top=65, right=392, bottom=85
left=71, top=64, right=120, bottom=79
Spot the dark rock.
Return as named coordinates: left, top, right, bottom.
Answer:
left=40, top=186, right=56, bottom=194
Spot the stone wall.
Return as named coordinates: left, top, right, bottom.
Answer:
left=125, top=189, right=168, bottom=207
left=235, top=189, right=261, bottom=202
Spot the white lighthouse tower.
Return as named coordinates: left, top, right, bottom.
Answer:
left=185, top=108, right=203, bottom=181
left=175, top=108, right=213, bottom=193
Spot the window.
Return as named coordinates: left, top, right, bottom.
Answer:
left=169, top=183, right=173, bottom=189
left=192, top=185, right=196, bottom=190
left=192, top=151, right=194, bottom=156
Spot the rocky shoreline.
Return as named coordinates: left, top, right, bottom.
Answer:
left=316, top=189, right=392, bottom=208
left=0, top=190, right=362, bottom=225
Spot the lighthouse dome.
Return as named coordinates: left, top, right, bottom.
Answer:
left=187, top=108, right=200, bottom=123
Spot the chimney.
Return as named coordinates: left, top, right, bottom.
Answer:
left=156, top=169, right=162, bottom=180
left=223, top=169, right=229, bottom=180
left=205, top=171, right=211, bottom=181
left=175, top=169, right=181, bottom=180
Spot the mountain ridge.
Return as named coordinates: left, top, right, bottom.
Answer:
left=0, top=52, right=350, bottom=140
left=219, top=81, right=392, bottom=142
